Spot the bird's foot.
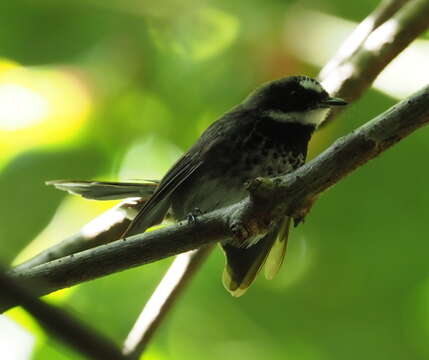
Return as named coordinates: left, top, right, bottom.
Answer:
left=187, top=207, right=203, bottom=224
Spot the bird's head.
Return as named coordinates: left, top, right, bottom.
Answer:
left=242, top=75, right=347, bottom=127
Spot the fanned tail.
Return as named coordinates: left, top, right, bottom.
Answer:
left=264, top=217, right=291, bottom=279
left=222, top=217, right=291, bottom=297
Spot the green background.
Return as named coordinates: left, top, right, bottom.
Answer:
left=1, top=0, right=429, bottom=359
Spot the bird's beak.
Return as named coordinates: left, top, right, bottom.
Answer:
left=321, top=97, right=348, bottom=107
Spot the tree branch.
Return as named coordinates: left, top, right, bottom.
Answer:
left=3, top=83, right=429, bottom=312
left=13, top=199, right=147, bottom=271
left=320, top=0, right=409, bottom=80
left=0, top=271, right=125, bottom=360
left=320, top=0, right=429, bottom=123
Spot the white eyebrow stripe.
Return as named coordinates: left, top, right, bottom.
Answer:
left=298, top=78, right=323, bottom=93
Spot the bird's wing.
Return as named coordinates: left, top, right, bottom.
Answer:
left=123, top=154, right=203, bottom=237
left=264, top=217, right=291, bottom=279
left=46, top=180, right=159, bottom=200
left=122, top=113, right=235, bottom=238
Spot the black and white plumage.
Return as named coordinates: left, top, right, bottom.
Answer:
left=48, top=75, right=346, bottom=296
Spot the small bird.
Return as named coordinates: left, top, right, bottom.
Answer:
left=49, top=75, right=346, bottom=296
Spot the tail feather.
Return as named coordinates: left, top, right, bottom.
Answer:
left=222, top=217, right=290, bottom=296
left=264, top=217, right=291, bottom=280
left=46, top=180, right=159, bottom=200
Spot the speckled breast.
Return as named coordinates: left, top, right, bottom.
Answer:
left=171, top=131, right=306, bottom=221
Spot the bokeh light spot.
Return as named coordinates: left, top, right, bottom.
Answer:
left=149, top=7, right=239, bottom=62
left=0, top=59, right=92, bottom=165
left=0, top=84, right=49, bottom=130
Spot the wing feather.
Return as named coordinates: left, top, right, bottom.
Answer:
left=123, top=155, right=203, bottom=237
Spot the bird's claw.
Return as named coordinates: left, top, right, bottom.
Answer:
left=187, top=207, right=203, bottom=224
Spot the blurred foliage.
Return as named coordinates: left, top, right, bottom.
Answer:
left=1, top=0, right=429, bottom=359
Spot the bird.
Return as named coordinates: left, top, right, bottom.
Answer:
left=48, top=75, right=347, bottom=296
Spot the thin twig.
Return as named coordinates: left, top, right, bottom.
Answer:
left=0, top=271, right=125, bottom=360
left=122, top=246, right=214, bottom=358
left=4, top=83, right=429, bottom=312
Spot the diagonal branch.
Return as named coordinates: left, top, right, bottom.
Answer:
left=320, top=0, right=410, bottom=80
left=13, top=199, right=147, bottom=272
left=3, top=83, right=429, bottom=313
left=320, top=0, right=429, bottom=123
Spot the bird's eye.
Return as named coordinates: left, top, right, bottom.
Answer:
left=288, top=90, right=298, bottom=101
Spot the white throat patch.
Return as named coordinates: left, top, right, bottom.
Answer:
left=266, top=108, right=330, bottom=127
